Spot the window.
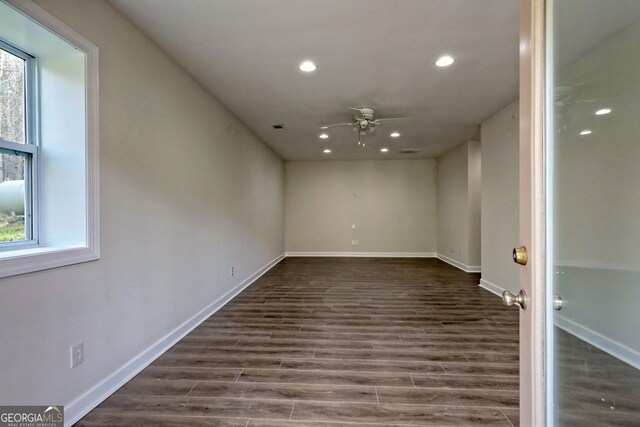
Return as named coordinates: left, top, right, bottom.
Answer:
left=0, top=40, right=37, bottom=247
left=0, top=0, right=99, bottom=278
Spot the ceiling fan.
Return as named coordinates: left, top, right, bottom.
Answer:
left=554, top=83, right=603, bottom=134
left=320, top=107, right=410, bottom=146
left=554, top=82, right=596, bottom=111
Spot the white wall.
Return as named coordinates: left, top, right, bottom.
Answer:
left=480, top=101, right=519, bottom=293
left=436, top=141, right=481, bottom=270
left=468, top=141, right=482, bottom=267
left=0, top=0, right=284, bottom=415
left=284, top=159, right=437, bottom=254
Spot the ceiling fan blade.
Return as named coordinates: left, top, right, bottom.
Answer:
left=374, top=117, right=412, bottom=123
left=320, top=122, right=356, bottom=130
left=349, top=107, right=373, bottom=113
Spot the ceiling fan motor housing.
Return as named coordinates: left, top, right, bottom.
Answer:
left=353, top=107, right=376, bottom=131
left=356, top=107, right=376, bottom=121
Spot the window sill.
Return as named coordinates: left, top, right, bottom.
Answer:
left=0, top=245, right=99, bottom=279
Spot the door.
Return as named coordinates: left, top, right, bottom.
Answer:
left=546, top=0, right=640, bottom=425
left=519, top=0, right=640, bottom=425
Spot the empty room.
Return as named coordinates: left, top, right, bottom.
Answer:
left=0, top=0, right=639, bottom=426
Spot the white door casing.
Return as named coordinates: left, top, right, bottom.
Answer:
left=519, top=0, right=547, bottom=425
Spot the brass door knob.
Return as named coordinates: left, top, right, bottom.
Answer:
left=513, top=246, right=528, bottom=265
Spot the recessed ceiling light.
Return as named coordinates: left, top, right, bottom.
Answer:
left=299, top=61, right=317, bottom=72
left=390, top=132, right=400, bottom=138
left=435, top=55, right=455, bottom=67
left=380, top=148, right=389, bottom=153
left=580, top=129, right=592, bottom=135
left=323, top=148, right=331, bottom=153
left=319, top=133, right=329, bottom=139
left=595, top=108, right=611, bottom=115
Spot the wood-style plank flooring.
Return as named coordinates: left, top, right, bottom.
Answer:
left=77, top=257, right=520, bottom=426
left=554, top=328, right=640, bottom=426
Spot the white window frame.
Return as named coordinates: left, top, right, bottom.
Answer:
left=0, top=38, right=39, bottom=250
left=0, top=0, right=99, bottom=279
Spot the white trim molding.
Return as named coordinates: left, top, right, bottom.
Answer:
left=436, top=254, right=481, bottom=273
left=479, top=278, right=506, bottom=297
left=555, top=259, right=640, bottom=273
left=285, top=252, right=437, bottom=258
left=0, top=0, right=100, bottom=278
left=64, top=253, right=285, bottom=426
left=555, top=315, right=640, bottom=371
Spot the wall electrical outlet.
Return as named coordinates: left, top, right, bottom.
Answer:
left=351, top=240, right=359, bottom=246
left=352, top=224, right=356, bottom=230
left=71, top=342, right=84, bottom=368
left=230, top=266, right=234, bottom=276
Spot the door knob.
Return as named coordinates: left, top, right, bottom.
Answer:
left=513, top=246, right=528, bottom=265
left=553, top=294, right=564, bottom=311
left=502, top=289, right=528, bottom=309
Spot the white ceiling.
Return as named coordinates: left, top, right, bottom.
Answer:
left=110, top=0, right=522, bottom=160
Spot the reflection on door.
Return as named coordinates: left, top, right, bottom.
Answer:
left=548, top=0, right=640, bottom=424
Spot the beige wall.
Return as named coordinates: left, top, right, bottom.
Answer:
left=0, top=0, right=284, bottom=411
left=480, top=101, right=519, bottom=292
left=285, top=160, right=437, bottom=254
left=436, top=141, right=481, bottom=269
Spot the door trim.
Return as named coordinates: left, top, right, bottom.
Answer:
left=519, top=0, right=547, bottom=425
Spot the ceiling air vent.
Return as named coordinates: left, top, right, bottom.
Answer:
left=399, top=148, right=421, bottom=154
left=272, top=124, right=285, bottom=129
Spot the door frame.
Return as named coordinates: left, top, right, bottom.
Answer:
left=519, top=0, right=547, bottom=425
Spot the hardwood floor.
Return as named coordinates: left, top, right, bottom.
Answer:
left=554, top=328, right=640, bottom=426
left=77, top=257, right=520, bottom=426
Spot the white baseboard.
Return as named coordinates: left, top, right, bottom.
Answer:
left=479, top=278, right=506, bottom=297
left=285, top=252, right=437, bottom=258
left=556, top=259, right=640, bottom=272
left=555, top=314, right=640, bottom=371
left=436, top=254, right=481, bottom=273
left=64, top=253, right=285, bottom=426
